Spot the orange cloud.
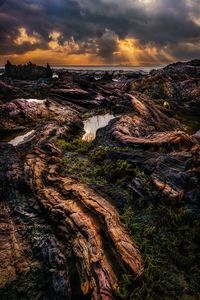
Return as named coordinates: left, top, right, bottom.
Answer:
left=3, top=48, right=103, bottom=66
left=14, top=27, right=40, bottom=45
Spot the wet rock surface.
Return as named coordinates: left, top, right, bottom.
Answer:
left=0, top=60, right=200, bottom=299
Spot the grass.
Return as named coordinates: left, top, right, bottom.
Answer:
left=62, top=156, right=108, bottom=185
left=57, top=139, right=132, bottom=187
left=120, top=202, right=200, bottom=300
left=90, top=145, right=129, bottom=162
left=134, top=166, right=152, bottom=192
left=57, top=137, right=93, bottom=154
left=62, top=155, right=134, bottom=187
left=116, top=274, right=133, bottom=299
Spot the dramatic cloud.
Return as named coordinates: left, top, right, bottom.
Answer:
left=14, top=27, right=41, bottom=45
left=0, top=0, right=199, bottom=65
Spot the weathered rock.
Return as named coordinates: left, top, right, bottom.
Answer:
left=193, top=130, right=200, bottom=141
left=97, top=93, right=196, bottom=149
left=50, top=88, right=89, bottom=99
left=127, top=59, right=200, bottom=115
left=0, top=98, right=82, bottom=139
left=0, top=81, right=25, bottom=102
left=99, top=142, right=200, bottom=204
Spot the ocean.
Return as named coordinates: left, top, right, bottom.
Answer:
left=52, top=65, right=163, bottom=72
left=0, top=65, right=163, bottom=74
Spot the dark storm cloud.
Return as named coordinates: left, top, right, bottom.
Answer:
left=0, top=0, right=200, bottom=62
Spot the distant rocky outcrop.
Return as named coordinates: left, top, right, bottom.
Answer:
left=5, top=61, right=52, bottom=80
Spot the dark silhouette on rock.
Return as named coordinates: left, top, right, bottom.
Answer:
left=5, top=61, right=53, bottom=80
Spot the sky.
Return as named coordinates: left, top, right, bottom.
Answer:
left=0, top=0, right=200, bottom=66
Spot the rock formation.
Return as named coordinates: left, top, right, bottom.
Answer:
left=5, top=61, right=53, bottom=80
left=0, top=60, right=199, bottom=299
left=127, top=59, right=200, bottom=115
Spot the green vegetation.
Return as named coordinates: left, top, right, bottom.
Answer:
left=119, top=203, right=200, bottom=300
left=62, top=154, right=133, bottom=187
left=57, top=139, right=132, bottom=187
left=134, top=166, right=152, bottom=192
left=90, top=145, right=129, bottom=161
left=116, top=274, right=133, bottom=299
left=57, top=137, right=92, bottom=154
left=62, top=155, right=108, bottom=185
left=56, top=136, right=200, bottom=300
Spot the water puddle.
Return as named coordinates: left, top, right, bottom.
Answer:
left=9, top=130, right=35, bottom=146
left=24, top=99, right=46, bottom=104
left=52, top=73, right=59, bottom=79
left=95, top=76, right=102, bottom=81
left=82, top=113, right=115, bottom=142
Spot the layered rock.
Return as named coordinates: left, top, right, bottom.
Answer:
left=0, top=81, right=25, bottom=103
left=97, top=93, right=195, bottom=148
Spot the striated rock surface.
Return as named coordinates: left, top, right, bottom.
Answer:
left=97, top=93, right=194, bottom=147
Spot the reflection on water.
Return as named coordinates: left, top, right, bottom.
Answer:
left=83, top=113, right=115, bottom=142
left=9, top=130, right=35, bottom=146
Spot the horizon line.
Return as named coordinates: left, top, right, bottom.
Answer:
left=0, top=63, right=164, bottom=68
